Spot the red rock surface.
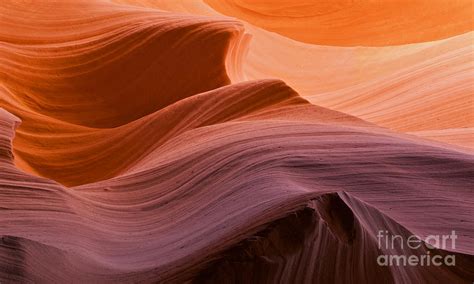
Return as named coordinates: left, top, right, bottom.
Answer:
left=1, top=0, right=473, bottom=282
